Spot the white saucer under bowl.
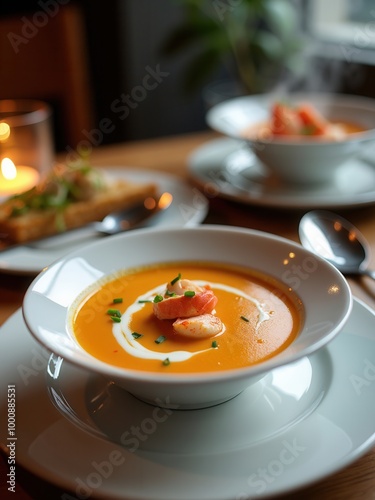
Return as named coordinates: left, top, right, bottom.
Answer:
left=1, top=298, right=375, bottom=499
left=45, top=348, right=329, bottom=455
left=188, top=138, right=375, bottom=209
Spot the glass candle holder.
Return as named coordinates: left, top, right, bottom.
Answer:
left=0, top=99, right=54, bottom=198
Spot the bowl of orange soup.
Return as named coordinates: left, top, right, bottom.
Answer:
left=206, top=92, right=375, bottom=184
left=23, top=225, right=352, bottom=409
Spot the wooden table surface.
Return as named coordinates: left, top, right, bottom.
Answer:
left=1, top=130, right=375, bottom=499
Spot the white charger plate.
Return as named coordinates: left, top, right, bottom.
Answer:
left=1, top=298, right=375, bottom=499
left=188, top=138, right=375, bottom=210
left=0, top=168, right=209, bottom=275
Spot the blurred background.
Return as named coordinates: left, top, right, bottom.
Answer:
left=1, top=0, right=375, bottom=153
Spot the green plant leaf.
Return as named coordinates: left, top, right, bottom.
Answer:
left=160, top=0, right=305, bottom=94
left=262, top=0, right=299, bottom=39
left=252, top=31, right=284, bottom=61
left=161, top=15, right=223, bottom=55
left=182, top=47, right=224, bottom=92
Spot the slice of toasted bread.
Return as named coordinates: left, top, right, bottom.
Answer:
left=0, top=179, right=157, bottom=243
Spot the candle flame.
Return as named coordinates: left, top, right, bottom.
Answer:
left=0, top=122, right=10, bottom=141
left=1, top=158, right=17, bottom=180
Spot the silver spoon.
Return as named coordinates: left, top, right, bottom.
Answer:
left=299, top=209, right=375, bottom=280
left=94, top=191, right=173, bottom=235
left=0, top=192, right=173, bottom=252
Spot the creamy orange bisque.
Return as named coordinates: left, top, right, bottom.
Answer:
left=72, top=262, right=302, bottom=374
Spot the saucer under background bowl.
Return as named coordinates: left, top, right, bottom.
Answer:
left=206, top=92, right=375, bottom=184
left=23, top=225, right=352, bottom=409
left=188, top=137, right=375, bottom=210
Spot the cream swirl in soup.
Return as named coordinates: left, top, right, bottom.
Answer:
left=72, top=262, right=301, bottom=374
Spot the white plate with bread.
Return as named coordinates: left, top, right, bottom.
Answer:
left=0, top=167, right=208, bottom=275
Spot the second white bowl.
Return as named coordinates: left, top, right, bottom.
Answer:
left=206, top=92, right=375, bottom=184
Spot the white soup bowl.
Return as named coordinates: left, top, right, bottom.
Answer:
left=23, top=225, right=352, bottom=409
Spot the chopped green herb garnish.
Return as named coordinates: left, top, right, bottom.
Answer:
left=153, top=295, right=163, bottom=303
left=107, top=308, right=121, bottom=318
left=10, top=204, right=28, bottom=217
left=55, top=211, right=66, bottom=232
left=240, top=315, right=249, bottom=322
left=132, top=332, right=143, bottom=339
left=162, top=358, right=170, bottom=366
left=155, top=335, right=166, bottom=344
left=211, top=340, right=218, bottom=348
left=113, top=298, right=123, bottom=304
left=6, top=159, right=104, bottom=228
left=138, top=299, right=152, bottom=303
left=165, top=290, right=177, bottom=297
left=170, top=273, right=181, bottom=285
left=184, top=290, right=195, bottom=297
left=110, top=316, right=121, bottom=323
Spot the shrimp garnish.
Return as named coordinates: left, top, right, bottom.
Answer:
left=173, top=314, right=224, bottom=339
left=153, top=289, right=217, bottom=320
left=166, top=278, right=204, bottom=296
left=153, top=278, right=218, bottom=320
